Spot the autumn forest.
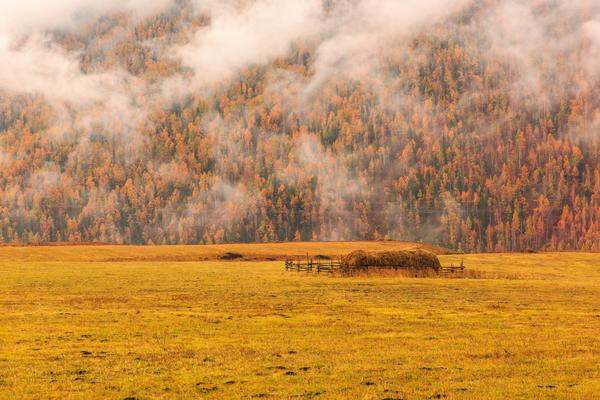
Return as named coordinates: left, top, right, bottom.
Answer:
left=1, top=0, right=600, bottom=251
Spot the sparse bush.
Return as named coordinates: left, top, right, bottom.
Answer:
left=219, top=252, right=243, bottom=260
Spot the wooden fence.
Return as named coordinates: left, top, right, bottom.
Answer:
left=285, top=256, right=466, bottom=277
left=440, top=261, right=465, bottom=276
left=284, top=257, right=342, bottom=273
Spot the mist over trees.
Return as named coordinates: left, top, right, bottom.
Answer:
left=0, top=0, right=599, bottom=251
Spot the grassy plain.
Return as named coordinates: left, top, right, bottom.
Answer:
left=0, top=243, right=599, bottom=399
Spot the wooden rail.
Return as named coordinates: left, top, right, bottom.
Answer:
left=440, top=266, right=465, bottom=273
left=284, top=258, right=342, bottom=273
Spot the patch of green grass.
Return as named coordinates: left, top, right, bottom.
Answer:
left=0, top=247, right=599, bottom=399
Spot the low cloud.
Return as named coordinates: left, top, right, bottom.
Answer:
left=173, top=0, right=323, bottom=89
left=0, top=0, right=173, bottom=34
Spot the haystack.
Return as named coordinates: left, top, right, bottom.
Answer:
left=341, top=249, right=441, bottom=271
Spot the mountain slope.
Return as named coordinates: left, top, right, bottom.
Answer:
left=0, top=0, right=599, bottom=251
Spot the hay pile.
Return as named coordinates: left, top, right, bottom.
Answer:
left=341, top=249, right=441, bottom=271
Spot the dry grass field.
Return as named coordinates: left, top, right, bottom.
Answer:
left=0, top=242, right=599, bottom=399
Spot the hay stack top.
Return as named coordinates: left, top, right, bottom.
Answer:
left=341, top=249, right=441, bottom=270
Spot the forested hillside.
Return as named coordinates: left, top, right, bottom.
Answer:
left=1, top=0, right=599, bottom=251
